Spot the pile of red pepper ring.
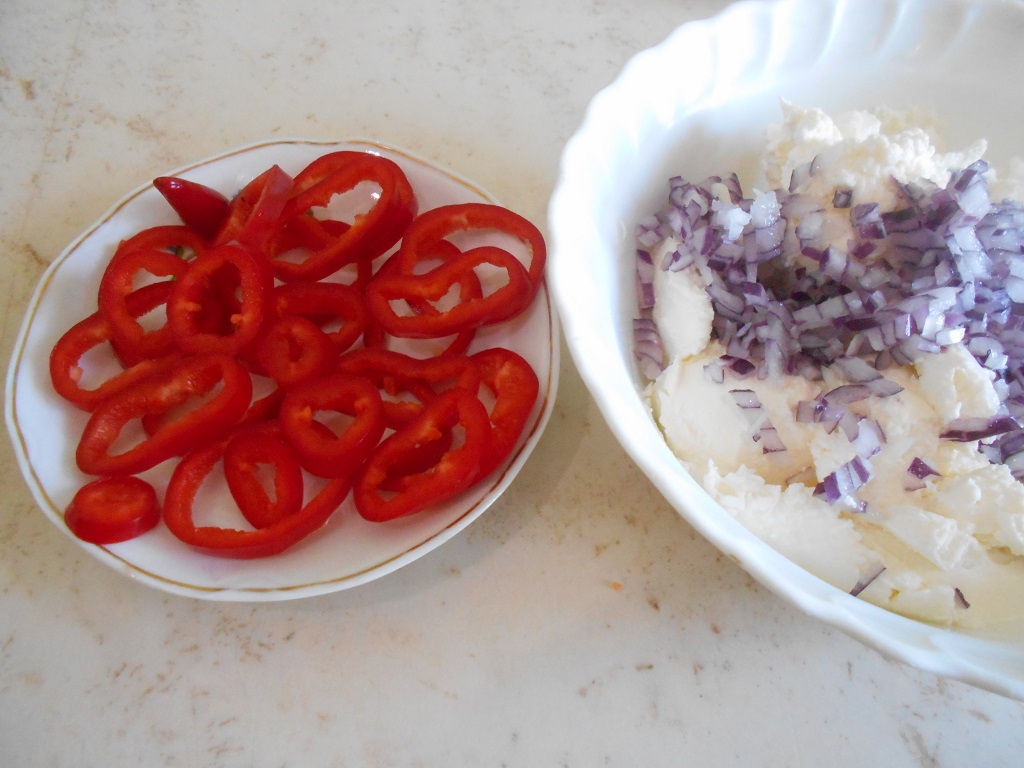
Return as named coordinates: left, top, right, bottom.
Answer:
left=49, top=150, right=545, bottom=558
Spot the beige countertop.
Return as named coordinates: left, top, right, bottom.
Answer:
left=2, top=0, right=1023, bottom=765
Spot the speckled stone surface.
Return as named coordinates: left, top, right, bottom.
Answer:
left=2, top=0, right=1023, bottom=765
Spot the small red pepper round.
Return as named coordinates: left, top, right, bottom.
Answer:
left=64, top=475, right=161, bottom=545
left=363, top=239, right=482, bottom=355
left=97, top=246, right=190, bottom=363
left=278, top=373, right=386, bottom=478
left=76, top=353, right=253, bottom=477
left=256, top=315, right=339, bottom=388
left=108, top=225, right=207, bottom=269
left=335, top=348, right=481, bottom=427
left=354, top=387, right=492, bottom=522
left=167, top=243, right=274, bottom=356
left=471, top=346, right=540, bottom=477
left=365, top=244, right=534, bottom=338
left=270, top=281, right=369, bottom=354
left=272, top=152, right=417, bottom=282
left=223, top=426, right=304, bottom=529
left=153, top=176, right=231, bottom=240
left=392, top=202, right=546, bottom=296
left=50, top=283, right=181, bottom=411
left=163, top=439, right=353, bottom=559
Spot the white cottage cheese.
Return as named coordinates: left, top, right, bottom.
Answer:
left=643, top=104, right=1024, bottom=627
left=762, top=100, right=987, bottom=211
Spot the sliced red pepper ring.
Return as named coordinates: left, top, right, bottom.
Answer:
left=272, top=151, right=417, bottom=283
left=167, top=243, right=274, bottom=356
left=354, top=387, right=492, bottom=522
left=108, top=225, right=207, bottom=268
left=471, top=347, right=540, bottom=477
left=189, top=259, right=245, bottom=338
left=256, top=315, right=339, bottom=388
left=163, top=438, right=353, bottom=559
left=140, top=374, right=283, bottom=438
left=98, top=246, right=190, bottom=362
left=380, top=429, right=455, bottom=488
left=153, top=176, right=231, bottom=240
left=64, top=475, right=161, bottom=545
left=76, top=353, right=252, bottom=477
left=223, top=426, right=304, bottom=529
left=277, top=215, right=351, bottom=251
left=278, top=373, right=386, bottom=478
left=214, top=165, right=294, bottom=256
left=392, top=202, right=547, bottom=297
left=335, top=348, right=481, bottom=427
left=271, top=281, right=369, bottom=353
left=363, top=239, right=482, bottom=356
left=50, top=283, right=181, bottom=411
left=276, top=217, right=377, bottom=289
left=365, top=244, right=533, bottom=338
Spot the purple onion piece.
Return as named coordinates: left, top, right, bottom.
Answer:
left=850, top=563, right=886, bottom=597
left=634, top=165, right=1024, bottom=481
left=940, top=414, right=1020, bottom=442
left=954, top=587, right=971, bottom=610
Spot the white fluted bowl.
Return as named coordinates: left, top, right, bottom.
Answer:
left=549, top=0, right=1024, bottom=699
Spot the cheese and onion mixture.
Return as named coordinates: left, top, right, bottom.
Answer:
left=636, top=102, right=1024, bottom=627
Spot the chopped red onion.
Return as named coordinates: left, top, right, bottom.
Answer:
left=832, top=187, right=853, bottom=209
left=756, top=420, right=787, bottom=453
left=908, top=457, right=941, bottom=479
left=636, top=249, right=656, bottom=311
left=635, top=161, right=1024, bottom=492
left=633, top=318, right=664, bottom=380
left=850, top=563, right=886, bottom=597
left=904, top=456, right=941, bottom=491
left=729, top=388, right=762, bottom=410
left=954, top=587, right=971, bottom=610
left=815, top=455, right=873, bottom=504
left=940, top=414, right=1020, bottom=442
left=727, top=388, right=788, bottom=453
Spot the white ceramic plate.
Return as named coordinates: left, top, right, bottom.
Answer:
left=549, top=0, right=1024, bottom=699
left=6, top=139, right=558, bottom=601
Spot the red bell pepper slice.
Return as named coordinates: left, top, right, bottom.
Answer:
left=214, top=165, right=294, bottom=256
left=271, top=281, right=369, bottom=354
left=97, top=246, right=190, bottom=363
left=471, top=347, right=540, bottom=477
left=76, top=353, right=252, bottom=476
left=256, top=315, right=339, bottom=388
left=50, top=283, right=181, bottom=411
left=335, top=348, right=481, bottom=427
left=153, top=176, right=231, bottom=240
left=363, top=239, right=482, bottom=355
left=276, top=217, right=377, bottom=288
left=278, top=373, right=386, bottom=478
left=163, top=438, right=353, bottom=559
left=140, top=373, right=283, bottom=438
left=354, top=387, right=492, bottom=522
left=223, top=426, right=304, bottom=529
left=392, top=202, right=547, bottom=296
left=167, top=243, right=274, bottom=356
left=365, top=244, right=533, bottom=338
left=272, top=151, right=417, bottom=282
left=64, top=475, right=161, bottom=545
left=108, top=224, right=207, bottom=268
